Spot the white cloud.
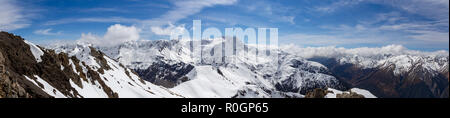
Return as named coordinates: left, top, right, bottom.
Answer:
left=150, top=23, right=186, bottom=36
left=198, top=12, right=272, bottom=28
left=281, top=44, right=449, bottom=59
left=375, top=21, right=448, bottom=43
left=44, top=17, right=142, bottom=26
left=315, top=0, right=363, bottom=13
left=376, top=0, right=449, bottom=22
left=145, top=0, right=238, bottom=36
left=279, top=33, right=385, bottom=47
left=239, top=0, right=297, bottom=24
left=408, top=30, right=449, bottom=43
left=79, top=24, right=140, bottom=47
left=41, top=0, right=238, bottom=39
left=316, top=9, right=449, bottom=48
left=80, top=7, right=126, bottom=13
left=316, top=0, right=449, bottom=23
left=34, top=28, right=62, bottom=35
left=281, top=16, right=296, bottom=25
left=0, top=0, right=30, bottom=31
left=159, top=0, right=237, bottom=22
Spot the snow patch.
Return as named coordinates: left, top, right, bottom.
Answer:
left=325, top=88, right=376, bottom=98
left=24, top=40, right=44, bottom=63
left=350, top=88, right=377, bottom=98
left=24, top=75, right=66, bottom=98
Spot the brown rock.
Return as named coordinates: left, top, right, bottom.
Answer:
left=305, top=88, right=328, bottom=98
left=336, top=92, right=365, bottom=98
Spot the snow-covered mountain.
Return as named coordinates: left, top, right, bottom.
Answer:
left=285, top=45, right=449, bottom=76
left=88, top=38, right=447, bottom=98
left=47, top=37, right=352, bottom=98
left=283, top=45, right=449, bottom=98
left=0, top=32, right=181, bottom=98
left=8, top=31, right=448, bottom=98
left=0, top=32, right=354, bottom=98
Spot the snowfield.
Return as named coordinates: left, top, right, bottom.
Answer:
left=25, top=40, right=44, bottom=63
left=38, top=42, right=183, bottom=98
left=326, top=88, right=377, bottom=98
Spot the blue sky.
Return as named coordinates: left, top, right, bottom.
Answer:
left=1, top=0, right=448, bottom=51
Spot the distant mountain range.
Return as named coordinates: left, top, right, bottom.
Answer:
left=284, top=45, right=449, bottom=98
left=1, top=32, right=448, bottom=98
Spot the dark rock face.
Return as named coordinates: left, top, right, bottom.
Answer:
left=441, top=86, right=449, bottom=98
left=0, top=32, right=51, bottom=98
left=304, top=88, right=328, bottom=98
left=134, top=61, right=194, bottom=88
left=0, top=31, right=118, bottom=98
left=310, top=57, right=449, bottom=98
left=89, top=47, right=111, bottom=74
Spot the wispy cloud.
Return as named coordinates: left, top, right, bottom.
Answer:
left=281, top=44, right=449, bottom=59
left=279, top=33, right=386, bottom=47
left=144, top=0, right=238, bottom=36
left=0, top=0, right=30, bottom=31
left=309, top=0, right=449, bottom=49
left=57, top=0, right=239, bottom=43
left=156, top=0, right=237, bottom=23
left=150, top=23, right=186, bottom=36
left=408, top=30, right=449, bottom=43
left=79, top=7, right=128, bottom=13
left=44, top=17, right=142, bottom=26
left=239, top=0, right=298, bottom=24
left=316, top=0, right=449, bottom=23
left=34, top=28, right=62, bottom=35
left=144, top=2, right=171, bottom=9
left=365, top=13, right=448, bottom=44
left=79, top=24, right=140, bottom=47
left=375, top=0, right=449, bottom=22
left=315, top=0, right=363, bottom=13
left=198, top=13, right=272, bottom=28
left=17, top=0, right=448, bottom=51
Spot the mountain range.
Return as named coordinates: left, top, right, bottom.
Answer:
left=1, top=32, right=448, bottom=98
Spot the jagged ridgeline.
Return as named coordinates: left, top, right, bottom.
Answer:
left=0, top=32, right=368, bottom=98
left=1, top=31, right=447, bottom=98
left=0, top=32, right=181, bottom=98
left=50, top=35, right=378, bottom=98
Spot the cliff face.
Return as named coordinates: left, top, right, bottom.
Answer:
left=0, top=32, right=49, bottom=98
left=0, top=31, right=180, bottom=98
left=0, top=31, right=83, bottom=98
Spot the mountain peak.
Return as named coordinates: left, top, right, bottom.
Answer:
left=1, top=32, right=182, bottom=98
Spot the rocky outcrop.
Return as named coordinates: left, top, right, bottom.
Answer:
left=134, top=61, right=194, bottom=88
left=304, top=88, right=328, bottom=98
left=304, top=88, right=366, bottom=98
left=335, top=92, right=365, bottom=98
left=0, top=32, right=51, bottom=98
left=1, top=32, right=173, bottom=98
